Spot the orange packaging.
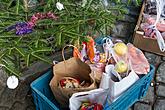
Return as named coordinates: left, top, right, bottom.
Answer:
left=73, top=47, right=81, bottom=58
left=86, top=36, right=95, bottom=62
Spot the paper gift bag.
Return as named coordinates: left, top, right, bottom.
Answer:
left=100, top=65, right=139, bottom=102
left=50, top=57, right=97, bottom=108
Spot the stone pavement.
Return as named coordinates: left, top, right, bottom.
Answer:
left=0, top=50, right=165, bottom=110
left=0, top=50, right=72, bottom=110
left=130, top=52, right=165, bottom=110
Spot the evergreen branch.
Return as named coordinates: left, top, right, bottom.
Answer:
left=14, top=47, right=25, bottom=57
left=0, top=12, right=26, bottom=17
left=0, top=0, right=128, bottom=76
left=8, top=48, right=13, bottom=55
left=0, top=16, right=19, bottom=20
left=23, top=0, right=28, bottom=12
left=0, top=51, right=8, bottom=59
left=58, top=32, right=62, bottom=46
left=1, top=59, right=20, bottom=76
left=86, top=0, right=93, bottom=11
left=63, top=33, right=77, bottom=39
left=63, top=31, right=83, bottom=37
left=31, top=53, right=51, bottom=64
left=32, top=48, right=54, bottom=53
left=3, top=65, right=20, bottom=77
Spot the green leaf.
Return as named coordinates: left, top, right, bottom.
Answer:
left=31, top=53, right=51, bottom=64
left=16, top=0, right=20, bottom=14
left=58, top=32, right=62, bottom=46
left=25, top=54, right=30, bottom=67
left=1, top=58, right=20, bottom=76
left=14, top=47, right=25, bottom=57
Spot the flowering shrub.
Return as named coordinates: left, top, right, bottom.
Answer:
left=0, top=0, right=140, bottom=76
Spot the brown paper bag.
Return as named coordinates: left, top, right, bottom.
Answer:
left=49, top=57, right=97, bottom=108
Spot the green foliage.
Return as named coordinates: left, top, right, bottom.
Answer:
left=0, top=0, right=139, bottom=76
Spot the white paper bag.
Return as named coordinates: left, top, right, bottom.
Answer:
left=69, top=88, right=108, bottom=110
left=100, top=65, right=139, bottom=102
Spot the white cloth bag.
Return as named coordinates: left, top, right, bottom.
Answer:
left=69, top=88, right=108, bottom=110
left=100, top=64, right=139, bottom=102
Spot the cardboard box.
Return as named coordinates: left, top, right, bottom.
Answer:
left=133, top=0, right=165, bottom=56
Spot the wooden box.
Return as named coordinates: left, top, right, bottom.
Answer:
left=133, top=0, right=165, bottom=56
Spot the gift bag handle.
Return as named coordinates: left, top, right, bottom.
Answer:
left=62, top=44, right=79, bottom=62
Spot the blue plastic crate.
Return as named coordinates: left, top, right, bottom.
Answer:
left=31, top=65, right=155, bottom=110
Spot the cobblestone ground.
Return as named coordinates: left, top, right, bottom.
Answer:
left=130, top=52, right=165, bottom=110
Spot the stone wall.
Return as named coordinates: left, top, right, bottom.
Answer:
left=0, top=67, right=36, bottom=110
left=111, top=5, right=141, bottom=42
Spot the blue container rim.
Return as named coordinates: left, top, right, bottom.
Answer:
left=30, top=70, right=59, bottom=110
left=104, top=64, right=155, bottom=109
left=31, top=64, right=155, bottom=110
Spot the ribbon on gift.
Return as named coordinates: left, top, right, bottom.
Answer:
left=103, top=38, right=114, bottom=61
left=154, top=0, right=165, bottom=52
